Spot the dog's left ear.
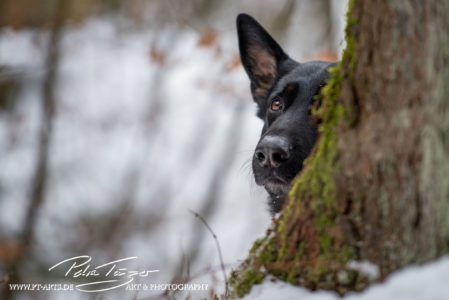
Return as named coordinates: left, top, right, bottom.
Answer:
left=237, top=14, right=288, bottom=103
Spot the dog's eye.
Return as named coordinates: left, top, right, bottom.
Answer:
left=270, top=97, right=284, bottom=112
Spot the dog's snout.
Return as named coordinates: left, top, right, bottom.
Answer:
left=254, top=136, right=291, bottom=168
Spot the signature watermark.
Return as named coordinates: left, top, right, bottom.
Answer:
left=8, top=255, right=209, bottom=293
left=47, top=255, right=159, bottom=292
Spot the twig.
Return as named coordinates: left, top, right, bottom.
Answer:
left=178, top=99, right=245, bottom=296
left=189, top=209, right=228, bottom=297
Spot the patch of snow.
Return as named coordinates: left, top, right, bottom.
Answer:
left=242, top=255, right=449, bottom=300
left=347, top=260, right=380, bottom=281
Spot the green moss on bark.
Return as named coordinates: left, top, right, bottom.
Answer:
left=229, top=269, right=264, bottom=298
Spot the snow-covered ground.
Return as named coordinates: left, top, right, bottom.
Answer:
left=243, top=255, right=449, bottom=300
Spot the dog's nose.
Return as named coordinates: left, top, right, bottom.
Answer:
left=254, top=136, right=291, bottom=168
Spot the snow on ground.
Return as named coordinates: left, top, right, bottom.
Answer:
left=243, top=255, right=449, bottom=300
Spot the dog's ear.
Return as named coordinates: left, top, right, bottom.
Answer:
left=237, top=13, right=288, bottom=103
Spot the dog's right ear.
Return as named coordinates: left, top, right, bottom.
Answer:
left=237, top=13, right=288, bottom=103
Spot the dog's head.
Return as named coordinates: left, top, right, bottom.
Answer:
left=237, top=14, right=335, bottom=214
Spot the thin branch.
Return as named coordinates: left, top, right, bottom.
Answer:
left=174, top=99, right=246, bottom=293
left=189, top=209, right=228, bottom=297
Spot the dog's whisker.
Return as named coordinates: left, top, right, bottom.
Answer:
left=237, top=158, right=253, bottom=176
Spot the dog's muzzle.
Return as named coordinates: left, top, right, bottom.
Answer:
left=254, top=135, right=291, bottom=169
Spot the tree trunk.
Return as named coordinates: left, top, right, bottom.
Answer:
left=229, top=0, right=449, bottom=297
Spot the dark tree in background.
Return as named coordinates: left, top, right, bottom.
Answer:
left=230, top=0, right=449, bottom=297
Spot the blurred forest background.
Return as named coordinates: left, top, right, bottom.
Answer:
left=0, top=0, right=347, bottom=299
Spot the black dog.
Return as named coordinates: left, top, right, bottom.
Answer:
left=236, top=14, right=336, bottom=214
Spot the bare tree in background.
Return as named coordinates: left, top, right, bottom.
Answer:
left=1, top=1, right=66, bottom=299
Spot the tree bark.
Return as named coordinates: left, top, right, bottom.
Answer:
left=229, top=0, right=449, bottom=297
